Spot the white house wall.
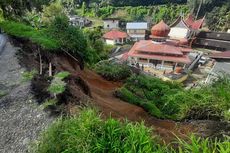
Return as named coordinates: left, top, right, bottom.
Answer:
left=105, top=39, right=116, bottom=45
left=169, top=27, right=189, bottom=39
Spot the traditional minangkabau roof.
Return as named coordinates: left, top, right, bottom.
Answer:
left=170, top=16, right=190, bottom=29
left=184, top=14, right=205, bottom=30
left=126, top=22, right=148, bottom=30
left=128, top=40, right=191, bottom=64
left=210, top=51, right=230, bottom=59
left=171, top=14, right=205, bottom=30
left=103, top=30, right=128, bottom=40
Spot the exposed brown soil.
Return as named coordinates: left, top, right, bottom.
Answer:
left=54, top=55, right=196, bottom=143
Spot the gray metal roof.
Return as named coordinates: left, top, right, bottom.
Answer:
left=126, top=22, right=148, bottom=30
left=213, top=62, right=230, bottom=75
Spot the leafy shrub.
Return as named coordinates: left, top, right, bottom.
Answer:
left=48, top=77, right=66, bottom=95
left=48, top=72, right=69, bottom=97
left=94, top=61, right=131, bottom=81
left=54, top=71, right=70, bottom=80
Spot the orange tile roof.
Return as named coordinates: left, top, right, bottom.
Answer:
left=103, top=30, right=128, bottom=40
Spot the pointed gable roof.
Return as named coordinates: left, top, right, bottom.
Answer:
left=185, top=14, right=205, bottom=30
left=170, top=14, right=205, bottom=30
left=170, top=16, right=190, bottom=29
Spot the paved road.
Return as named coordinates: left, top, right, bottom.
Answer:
left=0, top=36, right=53, bottom=153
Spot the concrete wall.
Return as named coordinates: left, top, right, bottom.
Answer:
left=104, top=20, right=119, bottom=29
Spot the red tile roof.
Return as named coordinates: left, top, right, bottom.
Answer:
left=128, top=40, right=191, bottom=64
left=135, top=40, right=183, bottom=55
left=103, top=30, right=128, bottom=40
left=184, top=14, right=204, bottom=30
left=210, top=51, right=230, bottom=59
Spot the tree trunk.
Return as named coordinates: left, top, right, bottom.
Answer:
left=39, top=49, right=43, bottom=75
left=196, top=0, right=203, bottom=20
left=49, top=62, right=52, bottom=77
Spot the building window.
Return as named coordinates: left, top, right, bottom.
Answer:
left=107, top=24, right=109, bottom=28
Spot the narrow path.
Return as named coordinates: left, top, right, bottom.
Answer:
left=79, top=69, right=195, bottom=142
left=0, top=36, right=53, bottom=153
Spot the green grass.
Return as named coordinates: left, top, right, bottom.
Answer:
left=94, top=61, right=131, bottom=81
left=21, top=69, right=38, bottom=82
left=41, top=99, right=58, bottom=109
left=31, top=109, right=230, bottom=153
left=31, top=109, right=165, bottom=153
left=116, top=74, right=230, bottom=121
left=0, top=21, right=60, bottom=49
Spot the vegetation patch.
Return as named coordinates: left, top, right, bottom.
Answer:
left=22, top=69, right=38, bottom=82
left=31, top=109, right=230, bottom=153
left=0, top=21, right=59, bottom=49
left=41, top=99, right=58, bottom=110
left=54, top=71, right=70, bottom=80
left=94, top=61, right=131, bottom=81
left=116, top=74, right=230, bottom=121
left=0, top=90, right=7, bottom=98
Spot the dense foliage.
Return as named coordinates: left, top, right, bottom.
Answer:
left=116, top=75, right=230, bottom=121
left=94, top=61, right=131, bottom=81
left=83, top=27, right=114, bottom=64
left=92, top=0, right=187, bottom=7
left=188, top=0, right=230, bottom=31
left=32, top=109, right=230, bottom=153
left=116, top=75, right=182, bottom=119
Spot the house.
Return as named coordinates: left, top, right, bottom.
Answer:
left=168, top=14, right=204, bottom=39
left=103, top=29, right=128, bottom=45
left=127, top=20, right=192, bottom=71
left=103, top=18, right=119, bottom=29
left=193, top=31, right=230, bottom=51
left=69, top=15, right=91, bottom=28
left=126, top=22, right=148, bottom=41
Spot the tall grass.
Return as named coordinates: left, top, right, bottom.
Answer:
left=31, top=109, right=230, bottom=153
left=31, top=109, right=165, bottom=153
